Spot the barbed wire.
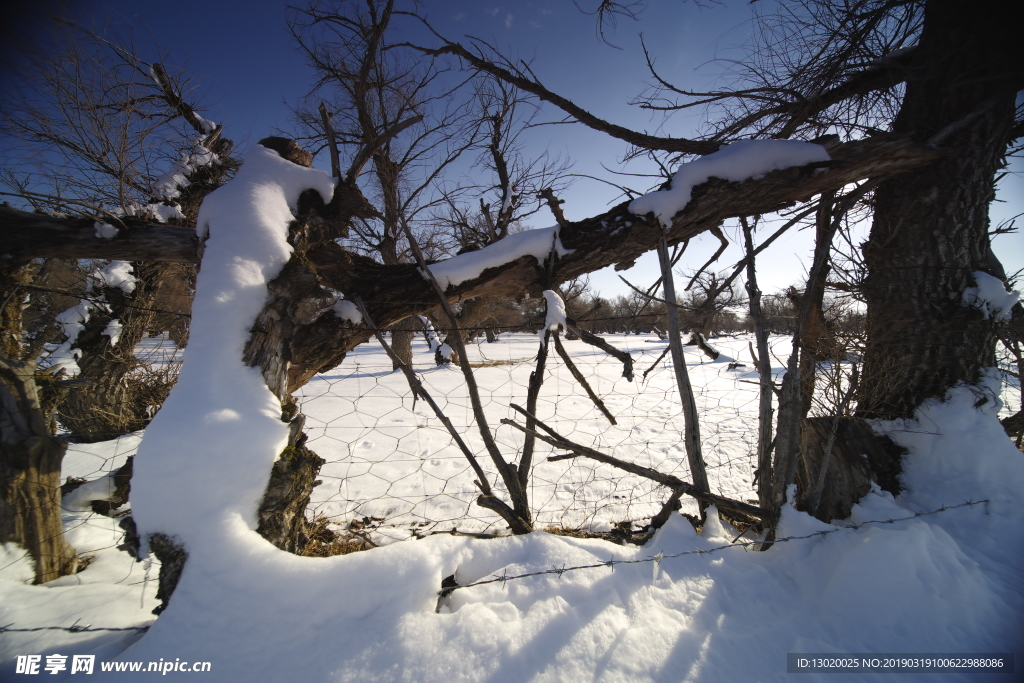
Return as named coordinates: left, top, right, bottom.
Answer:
left=4, top=502, right=988, bottom=637
left=441, top=500, right=991, bottom=595
left=0, top=621, right=150, bottom=635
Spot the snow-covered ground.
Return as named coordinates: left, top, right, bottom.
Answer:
left=2, top=333, right=1021, bottom=681
left=2, top=141, right=1020, bottom=680
left=298, top=332, right=776, bottom=542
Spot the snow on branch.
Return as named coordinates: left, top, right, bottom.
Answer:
left=630, top=139, right=831, bottom=228
left=962, top=271, right=1019, bottom=321
left=130, top=144, right=336, bottom=547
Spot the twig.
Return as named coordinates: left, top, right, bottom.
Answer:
left=319, top=102, right=342, bottom=179
left=519, top=328, right=550, bottom=491
left=551, top=333, right=617, bottom=425
left=537, top=187, right=569, bottom=228
left=683, top=226, right=729, bottom=292
left=643, top=344, right=672, bottom=381
left=565, top=321, right=635, bottom=381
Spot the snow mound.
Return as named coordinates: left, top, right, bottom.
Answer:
left=130, top=144, right=336, bottom=548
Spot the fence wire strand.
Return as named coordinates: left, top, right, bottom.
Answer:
left=441, top=499, right=991, bottom=595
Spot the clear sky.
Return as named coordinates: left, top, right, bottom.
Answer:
left=31, top=1, right=1024, bottom=298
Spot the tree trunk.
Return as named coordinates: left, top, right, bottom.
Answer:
left=0, top=356, right=78, bottom=584
left=388, top=317, right=416, bottom=371
left=796, top=417, right=890, bottom=523
left=58, top=262, right=173, bottom=442
left=256, top=413, right=325, bottom=552
left=857, top=1, right=1018, bottom=485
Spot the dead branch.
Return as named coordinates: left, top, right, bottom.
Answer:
left=319, top=102, right=342, bottom=178
left=501, top=405, right=775, bottom=522
left=551, top=332, right=617, bottom=425
left=565, top=320, right=634, bottom=381
left=657, top=234, right=710, bottom=509
left=537, top=188, right=569, bottom=228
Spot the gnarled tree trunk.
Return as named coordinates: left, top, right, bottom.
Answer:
left=0, top=357, right=78, bottom=583
left=857, top=0, right=1018, bottom=489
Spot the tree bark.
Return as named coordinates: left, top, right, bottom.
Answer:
left=796, top=418, right=882, bottom=523
left=388, top=317, right=416, bottom=370
left=858, top=1, right=1019, bottom=434
left=0, top=356, right=78, bottom=583
left=58, top=262, right=173, bottom=442
left=256, top=413, right=325, bottom=552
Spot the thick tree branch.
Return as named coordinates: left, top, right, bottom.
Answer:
left=3, top=134, right=940, bottom=393
left=0, top=206, right=200, bottom=262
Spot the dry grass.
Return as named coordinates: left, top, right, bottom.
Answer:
left=298, top=515, right=374, bottom=557
left=468, top=357, right=534, bottom=369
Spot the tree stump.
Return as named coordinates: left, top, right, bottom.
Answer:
left=796, top=417, right=890, bottom=522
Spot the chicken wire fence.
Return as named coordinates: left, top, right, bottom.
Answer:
left=293, top=332, right=766, bottom=544
left=60, top=330, right=1022, bottom=548
left=60, top=332, right=767, bottom=545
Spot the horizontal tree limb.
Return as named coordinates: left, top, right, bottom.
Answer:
left=500, top=407, right=775, bottom=522
left=3, top=134, right=940, bottom=392
left=0, top=206, right=200, bottom=262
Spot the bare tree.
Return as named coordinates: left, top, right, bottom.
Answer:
left=290, top=0, right=476, bottom=368
left=679, top=270, right=745, bottom=339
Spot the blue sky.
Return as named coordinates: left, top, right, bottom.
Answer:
left=55, top=1, right=1024, bottom=298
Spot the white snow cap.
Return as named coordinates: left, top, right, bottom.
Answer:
left=93, top=221, right=118, bottom=239
left=92, top=261, right=137, bottom=293
left=147, top=203, right=186, bottom=223
left=332, top=299, right=362, bottom=324
left=542, top=290, right=567, bottom=333
left=629, top=139, right=831, bottom=227
left=196, top=115, right=217, bottom=135
left=54, top=302, right=92, bottom=344
left=49, top=302, right=94, bottom=376
left=962, top=271, right=1019, bottom=321
left=101, top=319, right=123, bottom=347
left=153, top=143, right=221, bottom=201
left=426, top=227, right=572, bottom=290
left=130, top=143, right=336, bottom=547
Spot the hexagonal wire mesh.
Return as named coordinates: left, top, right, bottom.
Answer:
left=60, top=331, right=1022, bottom=548
left=294, top=332, right=770, bottom=544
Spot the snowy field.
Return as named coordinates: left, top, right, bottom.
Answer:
left=2, top=332, right=1022, bottom=681
left=2, top=144, right=1020, bottom=680
left=298, top=332, right=778, bottom=542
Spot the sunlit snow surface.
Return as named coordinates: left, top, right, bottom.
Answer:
left=2, top=139, right=1020, bottom=680
left=2, top=334, right=1021, bottom=682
